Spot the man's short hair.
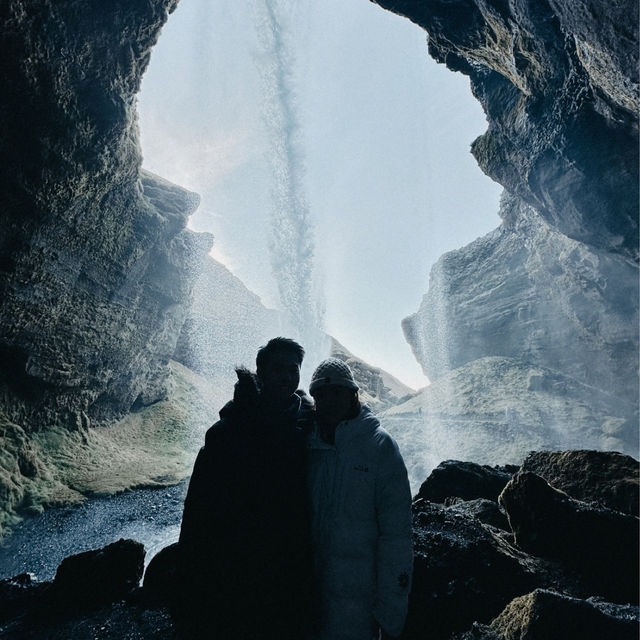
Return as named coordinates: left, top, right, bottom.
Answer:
left=256, top=337, right=305, bottom=377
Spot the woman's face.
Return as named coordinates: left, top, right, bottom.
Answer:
left=313, top=385, right=354, bottom=426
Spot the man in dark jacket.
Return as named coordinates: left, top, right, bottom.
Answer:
left=175, top=337, right=314, bottom=639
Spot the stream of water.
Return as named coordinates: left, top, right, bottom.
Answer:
left=0, top=481, right=188, bottom=582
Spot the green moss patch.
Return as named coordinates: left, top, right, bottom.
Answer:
left=0, top=361, right=233, bottom=539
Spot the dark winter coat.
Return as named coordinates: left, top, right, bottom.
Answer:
left=176, top=368, right=315, bottom=640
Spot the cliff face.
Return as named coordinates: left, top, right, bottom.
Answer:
left=373, top=0, right=639, bottom=454
left=403, top=195, right=638, bottom=412
left=373, top=0, right=639, bottom=260
left=0, top=1, right=211, bottom=429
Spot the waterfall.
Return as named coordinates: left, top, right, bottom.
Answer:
left=254, top=0, right=329, bottom=383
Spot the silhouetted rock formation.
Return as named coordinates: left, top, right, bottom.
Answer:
left=0, top=538, right=164, bottom=639
left=417, top=459, right=516, bottom=503
left=52, top=538, right=145, bottom=608
left=0, top=1, right=211, bottom=431
left=405, top=449, right=639, bottom=639
left=374, top=0, right=638, bottom=258
left=500, top=471, right=638, bottom=604
left=520, top=449, right=639, bottom=516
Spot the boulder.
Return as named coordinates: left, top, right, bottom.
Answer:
left=404, top=500, right=584, bottom=639
left=446, top=498, right=510, bottom=532
left=0, top=572, right=49, bottom=624
left=142, top=542, right=180, bottom=604
left=454, top=589, right=639, bottom=640
left=521, top=450, right=639, bottom=516
left=417, top=460, right=515, bottom=503
left=52, top=538, right=145, bottom=607
left=499, top=472, right=639, bottom=603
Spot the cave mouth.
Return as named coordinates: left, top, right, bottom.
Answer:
left=137, top=0, right=502, bottom=389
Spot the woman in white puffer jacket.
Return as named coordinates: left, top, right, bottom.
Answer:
left=307, top=358, right=413, bottom=640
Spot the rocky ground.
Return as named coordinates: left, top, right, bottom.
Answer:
left=0, top=481, right=187, bottom=583
left=0, top=450, right=637, bottom=639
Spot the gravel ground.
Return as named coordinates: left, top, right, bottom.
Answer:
left=0, top=480, right=189, bottom=582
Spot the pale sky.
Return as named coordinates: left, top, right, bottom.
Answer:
left=137, top=0, right=502, bottom=389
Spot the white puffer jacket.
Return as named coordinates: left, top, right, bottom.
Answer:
left=307, top=405, right=413, bottom=640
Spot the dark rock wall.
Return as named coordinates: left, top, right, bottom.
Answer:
left=0, top=1, right=211, bottom=429
left=373, top=0, right=639, bottom=259
left=1, top=0, right=637, bottom=449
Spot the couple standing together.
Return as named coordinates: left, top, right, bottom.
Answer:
left=176, top=337, right=413, bottom=640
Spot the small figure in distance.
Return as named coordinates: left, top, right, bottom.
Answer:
left=175, top=337, right=314, bottom=640
left=307, top=357, right=413, bottom=640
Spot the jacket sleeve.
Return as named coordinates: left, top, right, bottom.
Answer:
left=179, top=424, right=227, bottom=568
left=179, top=445, right=210, bottom=553
left=372, top=434, right=414, bottom=638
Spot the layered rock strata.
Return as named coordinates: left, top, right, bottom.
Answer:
left=373, top=0, right=639, bottom=259
left=382, top=0, right=640, bottom=458
left=401, top=198, right=638, bottom=455
left=0, top=1, right=211, bottom=429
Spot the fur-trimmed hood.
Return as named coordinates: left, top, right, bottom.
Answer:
left=215, top=366, right=314, bottom=431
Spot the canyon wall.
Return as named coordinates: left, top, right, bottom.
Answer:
left=0, top=1, right=211, bottom=430
left=372, top=0, right=639, bottom=457
left=0, top=0, right=637, bottom=525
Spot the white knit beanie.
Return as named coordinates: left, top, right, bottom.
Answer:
left=309, top=358, right=359, bottom=395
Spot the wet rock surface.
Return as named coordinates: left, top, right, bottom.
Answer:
left=404, top=450, right=639, bottom=639
left=417, top=460, right=515, bottom=503
left=445, top=498, right=510, bottom=532
left=520, top=449, right=640, bottom=516
left=453, top=590, right=639, bottom=640
left=499, top=471, right=639, bottom=604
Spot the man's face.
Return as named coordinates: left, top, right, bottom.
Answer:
left=259, top=351, right=301, bottom=403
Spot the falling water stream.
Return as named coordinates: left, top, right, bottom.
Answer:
left=0, top=0, right=502, bottom=580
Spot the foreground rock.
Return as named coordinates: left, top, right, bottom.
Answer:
left=520, top=449, right=639, bottom=516
left=454, top=589, right=638, bottom=640
left=416, top=460, right=516, bottom=503
left=53, top=539, right=145, bottom=608
left=0, top=539, right=173, bottom=639
left=405, top=450, right=639, bottom=638
left=404, top=500, right=585, bottom=639
left=499, top=471, right=639, bottom=604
